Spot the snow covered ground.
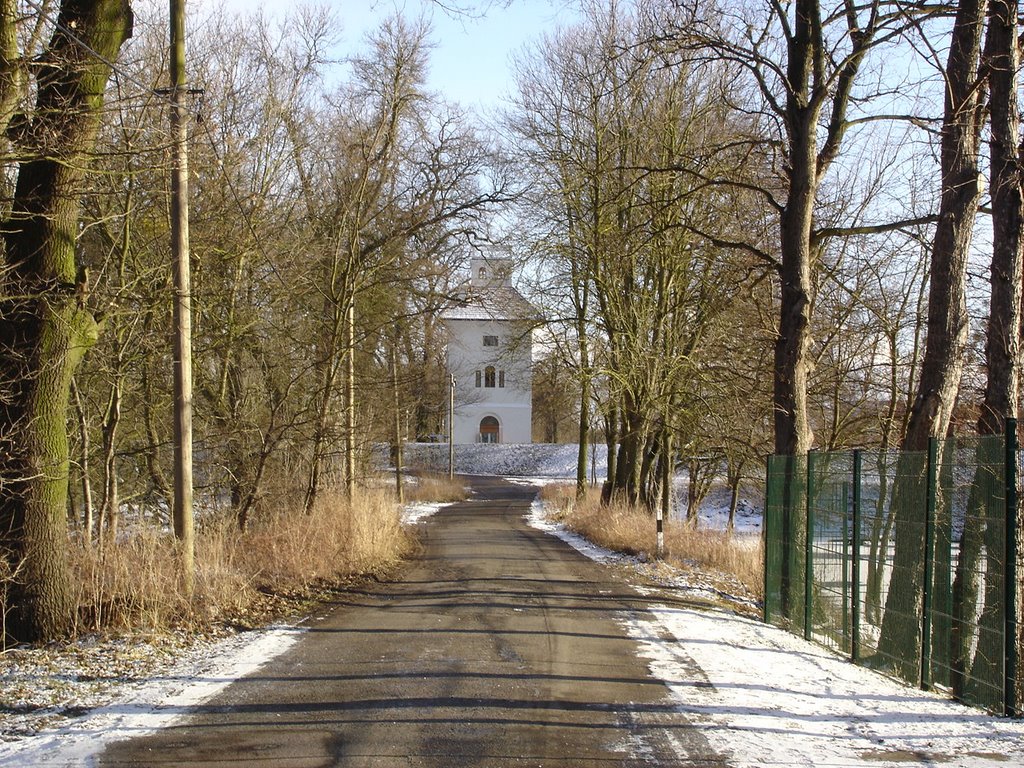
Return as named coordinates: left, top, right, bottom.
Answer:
left=525, top=496, right=1024, bottom=768
left=0, top=627, right=305, bottom=766
left=402, top=440, right=608, bottom=478
left=400, top=500, right=457, bottom=525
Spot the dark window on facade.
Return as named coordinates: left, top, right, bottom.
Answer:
left=499, top=370, right=505, bottom=388
left=484, top=366, right=496, bottom=388
left=483, top=335, right=498, bottom=347
left=475, top=370, right=482, bottom=388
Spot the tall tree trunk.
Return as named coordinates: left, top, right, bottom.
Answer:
left=638, top=431, right=659, bottom=511
left=903, top=0, right=987, bottom=451
left=773, top=15, right=820, bottom=623
left=773, top=0, right=820, bottom=459
left=0, top=0, right=20, bottom=116
left=774, top=158, right=816, bottom=457
left=965, top=0, right=1022, bottom=696
left=977, top=0, right=1022, bottom=436
left=603, top=403, right=619, bottom=503
left=391, top=334, right=403, bottom=504
left=614, top=402, right=644, bottom=505
left=574, top=273, right=591, bottom=501
left=344, top=299, right=356, bottom=498
left=0, top=0, right=133, bottom=643
left=879, top=0, right=987, bottom=669
left=575, top=369, right=590, bottom=500
left=726, top=458, right=745, bottom=533
left=303, top=294, right=343, bottom=515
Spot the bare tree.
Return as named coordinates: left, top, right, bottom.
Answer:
left=509, top=2, right=759, bottom=508
left=948, top=0, right=1022, bottom=699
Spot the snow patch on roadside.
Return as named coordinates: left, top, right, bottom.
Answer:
left=630, top=569, right=758, bottom=613
left=622, top=607, right=1024, bottom=768
left=401, top=501, right=454, bottom=525
left=527, top=497, right=641, bottom=566
left=505, top=477, right=565, bottom=488
left=0, top=626, right=303, bottom=767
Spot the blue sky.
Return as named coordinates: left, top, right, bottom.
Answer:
left=216, top=1, right=577, bottom=110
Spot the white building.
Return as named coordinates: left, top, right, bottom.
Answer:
left=442, top=257, right=540, bottom=444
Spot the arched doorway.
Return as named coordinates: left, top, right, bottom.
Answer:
left=479, top=416, right=500, bottom=444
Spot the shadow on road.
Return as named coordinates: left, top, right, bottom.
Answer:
left=98, top=475, right=727, bottom=767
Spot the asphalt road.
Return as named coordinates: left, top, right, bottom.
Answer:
left=98, top=476, right=727, bottom=767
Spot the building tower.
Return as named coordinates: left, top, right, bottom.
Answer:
left=441, top=257, right=540, bottom=444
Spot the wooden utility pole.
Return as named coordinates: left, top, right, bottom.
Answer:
left=169, top=0, right=194, bottom=591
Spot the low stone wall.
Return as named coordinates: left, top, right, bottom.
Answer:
left=401, top=442, right=608, bottom=478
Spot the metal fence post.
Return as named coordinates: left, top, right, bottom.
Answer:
left=1005, top=418, right=1019, bottom=717
left=921, top=437, right=938, bottom=690
left=842, top=480, right=850, bottom=653
left=805, top=450, right=817, bottom=642
left=852, top=449, right=862, bottom=662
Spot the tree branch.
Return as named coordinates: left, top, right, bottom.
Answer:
left=812, top=214, right=937, bottom=242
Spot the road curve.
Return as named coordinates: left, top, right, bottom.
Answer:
left=98, top=476, right=726, bottom=767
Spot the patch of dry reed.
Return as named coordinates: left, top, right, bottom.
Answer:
left=403, top=473, right=468, bottom=504
left=65, top=486, right=414, bottom=637
left=551, top=485, right=763, bottom=601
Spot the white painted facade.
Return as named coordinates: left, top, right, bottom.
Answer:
left=442, top=258, right=539, bottom=444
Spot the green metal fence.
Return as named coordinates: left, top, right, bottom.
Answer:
left=764, top=422, right=1020, bottom=716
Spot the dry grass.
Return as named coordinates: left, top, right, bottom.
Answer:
left=403, top=472, right=468, bottom=504
left=64, top=485, right=415, bottom=638
left=70, top=529, right=200, bottom=634
left=546, top=484, right=763, bottom=602
left=235, top=487, right=412, bottom=590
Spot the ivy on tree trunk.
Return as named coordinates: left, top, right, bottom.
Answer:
left=0, top=0, right=133, bottom=643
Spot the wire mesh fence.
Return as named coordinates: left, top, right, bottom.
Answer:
left=764, top=425, right=1020, bottom=716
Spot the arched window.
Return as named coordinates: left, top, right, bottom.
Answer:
left=479, top=416, right=500, bottom=443
left=478, top=266, right=488, bottom=280
left=484, top=366, right=496, bottom=388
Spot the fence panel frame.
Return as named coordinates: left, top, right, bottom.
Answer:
left=764, top=427, right=1019, bottom=716
left=852, top=449, right=862, bottom=662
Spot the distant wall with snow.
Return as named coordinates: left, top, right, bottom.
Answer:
left=397, top=442, right=764, bottom=530
left=402, top=442, right=608, bottom=478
